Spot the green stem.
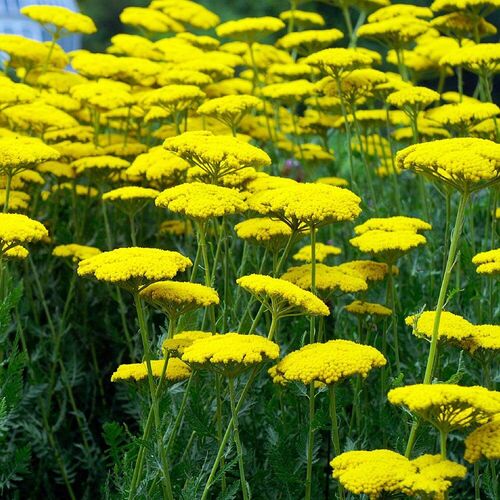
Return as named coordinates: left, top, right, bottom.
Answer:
left=387, top=265, right=400, bottom=373
left=305, top=382, right=316, bottom=500
left=228, top=377, right=249, bottom=500
left=439, top=429, right=448, bottom=459
left=328, top=385, right=344, bottom=500
left=310, top=224, right=317, bottom=344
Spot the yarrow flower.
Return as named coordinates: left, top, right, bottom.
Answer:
left=464, top=417, right=500, bottom=463
left=460, top=324, right=500, bottom=355
left=472, top=248, right=500, bottom=275
left=0, top=214, right=48, bottom=253
left=396, top=138, right=500, bottom=192
left=52, top=244, right=101, bottom=263
left=293, top=243, right=342, bottom=263
left=304, top=48, right=372, bottom=77
left=345, top=300, right=392, bottom=317
left=331, top=450, right=466, bottom=499
left=215, top=17, right=285, bottom=43
left=111, top=358, right=191, bottom=382
left=162, top=331, right=212, bottom=356
left=181, top=332, right=279, bottom=376
left=276, top=29, right=344, bottom=55
left=155, top=182, right=247, bottom=220
left=234, top=217, right=292, bottom=252
left=388, top=384, right=500, bottom=432
left=21, top=5, right=97, bottom=35
left=77, top=247, right=192, bottom=292
left=338, top=260, right=397, bottom=282
left=354, top=216, right=432, bottom=235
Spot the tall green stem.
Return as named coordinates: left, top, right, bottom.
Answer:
left=305, top=382, right=316, bottom=500
left=328, top=385, right=345, bottom=500
left=387, top=266, right=400, bottom=372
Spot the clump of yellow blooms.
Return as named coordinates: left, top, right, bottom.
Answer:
left=156, top=182, right=247, bottom=220
left=52, top=244, right=101, bottom=263
left=234, top=217, right=292, bottom=251
left=276, top=29, right=344, bottom=55
left=472, top=248, right=500, bottom=275
left=77, top=247, right=192, bottom=291
left=354, top=216, right=432, bottom=234
left=281, top=263, right=368, bottom=295
left=215, top=17, right=285, bottom=42
left=0, top=136, right=60, bottom=173
left=163, top=331, right=212, bottom=356
left=293, top=243, right=342, bottom=263
left=338, top=260, right=396, bottom=282
left=271, top=339, right=386, bottom=385
left=331, top=449, right=466, bottom=499
left=139, top=281, right=219, bottom=319
left=464, top=417, right=500, bottom=463
left=111, top=358, right=191, bottom=383
left=388, top=384, right=500, bottom=431
left=345, top=300, right=392, bottom=317
left=460, top=324, right=500, bottom=354
left=396, top=138, right=500, bottom=192
left=181, top=333, right=279, bottom=375
left=304, top=48, right=372, bottom=77
left=237, top=274, right=330, bottom=317
left=102, top=187, right=160, bottom=202
left=406, top=310, right=476, bottom=342
left=0, top=214, right=48, bottom=251
left=350, top=230, right=427, bottom=258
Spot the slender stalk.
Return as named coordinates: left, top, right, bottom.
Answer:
left=386, top=265, right=400, bottom=372
left=228, top=377, right=249, bottom=500
left=439, top=429, right=448, bottom=459
left=310, top=224, right=317, bottom=344
left=328, top=385, right=344, bottom=500
left=305, top=382, right=316, bottom=500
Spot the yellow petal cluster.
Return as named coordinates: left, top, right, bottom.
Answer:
left=293, top=243, right=342, bottom=263
left=405, top=310, right=476, bottom=342
left=354, top=216, right=431, bottom=235
left=345, top=300, right=392, bottom=316
left=0, top=213, right=48, bottom=248
left=102, top=187, right=160, bottom=202
left=52, top=244, right=101, bottom=262
left=234, top=217, right=292, bottom=250
left=464, top=417, right=500, bottom=463
left=472, top=248, right=500, bottom=275
left=162, top=331, right=212, bottom=356
left=21, top=5, right=97, bottom=34
left=111, top=358, right=191, bottom=382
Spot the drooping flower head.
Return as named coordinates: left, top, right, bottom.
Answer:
left=77, top=247, right=192, bottom=293
left=181, top=333, right=279, bottom=377
left=155, top=182, right=247, bottom=220
left=271, top=339, right=386, bottom=386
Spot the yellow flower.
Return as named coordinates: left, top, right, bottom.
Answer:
left=388, top=384, right=500, bottom=431
left=460, top=324, right=500, bottom=354
left=276, top=29, right=344, bottom=55
left=431, top=13, right=497, bottom=40
left=281, top=263, right=368, bottom=295
left=120, top=6, right=184, bottom=33
left=304, top=48, right=372, bottom=77
left=247, top=183, right=361, bottom=230
left=157, top=69, right=213, bottom=87
left=464, top=417, right=500, bottom=463
left=156, top=182, right=247, bottom=220
left=20, top=5, right=96, bottom=35
left=271, top=339, right=386, bottom=385
left=111, top=358, right=191, bottom=383
left=162, top=331, right=212, bottom=356
left=215, top=17, right=285, bottom=43
left=279, top=10, right=325, bottom=29
left=0, top=136, right=60, bottom=176
left=426, top=102, right=499, bottom=133
left=234, top=217, right=292, bottom=252
left=358, top=16, right=430, bottom=46
left=472, top=247, right=500, bottom=275
left=293, top=243, right=341, bottom=263
left=3, top=103, right=78, bottom=133
left=71, top=79, right=134, bottom=110
left=151, top=0, right=220, bottom=30
left=431, top=0, right=500, bottom=15
left=140, top=85, right=206, bottom=113
left=368, top=4, right=433, bottom=22
left=71, top=155, right=130, bottom=176
left=0, top=214, right=48, bottom=251
left=1, top=244, right=29, bottom=261
left=261, top=80, right=316, bottom=103
left=396, top=138, right=500, bottom=192
left=355, top=216, right=432, bottom=235
left=338, top=260, right=396, bottom=282
left=52, top=244, right=102, bottom=263
left=182, top=333, right=279, bottom=376
left=77, top=247, right=192, bottom=292
left=0, top=190, right=30, bottom=212
left=350, top=230, right=427, bottom=259
left=387, top=86, right=440, bottom=109
left=440, top=43, right=500, bottom=75
left=197, top=95, right=261, bottom=131
left=140, top=281, right=219, bottom=319
left=331, top=450, right=466, bottom=499
left=102, top=187, right=159, bottom=203
left=237, top=274, right=330, bottom=317
left=0, top=82, right=37, bottom=109
left=163, top=131, right=270, bottom=183
left=159, top=219, right=192, bottom=237
left=345, top=300, right=392, bottom=317
left=316, top=177, right=349, bottom=187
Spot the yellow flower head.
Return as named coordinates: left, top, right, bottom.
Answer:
left=354, top=216, right=432, bottom=235
left=151, top=0, right=220, bottom=30
left=0, top=136, right=60, bottom=175
left=111, top=358, right=191, bottom=383
left=388, top=384, right=500, bottom=431
left=368, top=4, right=433, bottom=22
left=345, top=300, right=392, bottom=317
left=281, top=263, right=368, bottom=295
left=159, top=219, right=192, bottom=237
left=405, top=310, right=476, bottom=343
left=276, top=29, right=344, bottom=55
left=431, top=12, right=497, bottom=40
left=182, top=333, right=279, bottom=376
left=293, top=243, right=341, bottom=263
left=472, top=247, right=500, bottom=275
left=426, top=102, right=499, bottom=132
left=304, top=48, right=372, bottom=76
left=0, top=214, right=48, bottom=251
left=4, top=102, right=78, bottom=133
left=460, top=324, right=500, bottom=354
left=387, top=86, right=440, bottom=110
left=0, top=82, right=37, bottom=108
left=141, top=85, right=206, bottom=112
left=77, top=247, right=192, bottom=292
left=431, top=0, right=500, bottom=15
left=331, top=450, right=466, bottom=499
left=71, top=155, right=130, bottom=177
left=102, top=187, right=160, bottom=203
left=261, top=80, right=316, bottom=103
left=338, top=260, right=396, bottom=281
left=316, top=177, right=349, bottom=187
left=52, top=244, right=101, bottom=263
left=216, top=17, right=285, bottom=43
left=120, top=6, right=184, bottom=33
left=197, top=95, right=262, bottom=130
left=271, top=339, right=386, bottom=385
left=237, top=273, right=330, bottom=319
left=140, top=281, right=219, bottom=319
left=0, top=190, right=30, bottom=212
left=396, top=138, right=500, bottom=193
left=234, top=217, right=292, bottom=252
left=358, top=16, right=430, bottom=46
left=279, top=10, right=325, bottom=29
left=163, top=131, right=270, bottom=183
left=440, top=43, right=500, bottom=75
left=156, top=182, right=247, bottom=220
left=464, top=417, right=500, bottom=463
left=21, top=5, right=97, bottom=35
left=350, top=230, right=427, bottom=259
left=247, top=183, right=362, bottom=229
left=1, top=244, right=29, bottom=261
left=162, top=331, right=212, bottom=356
